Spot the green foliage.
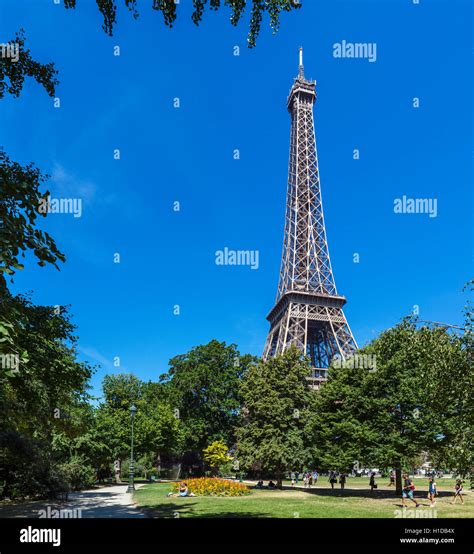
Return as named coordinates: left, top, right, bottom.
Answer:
left=63, top=0, right=302, bottom=48
left=160, top=340, right=257, bottom=460
left=94, top=373, right=184, bottom=467
left=0, top=31, right=62, bottom=294
left=0, top=431, right=66, bottom=500
left=102, top=373, right=143, bottom=409
left=0, top=150, right=65, bottom=293
left=57, top=456, right=96, bottom=491
left=312, top=317, right=473, bottom=482
left=235, top=346, right=317, bottom=484
left=430, top=282, right=474, bottom=480
left=0, top=295, right=95, bottom=499
left=0, top=29, right=58, bottom=99
left=0, top=294, right=93, bottom=434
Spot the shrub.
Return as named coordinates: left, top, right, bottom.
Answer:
left=172, top=477, right=250, bottom=497
left=218, top=461, right=236, bottom=478
left=0, top=431, right=60, bottom=499
left=58, top=457, right=95, bottom=491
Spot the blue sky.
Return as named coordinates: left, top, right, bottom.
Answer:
left=1, top=0, right=472, bottom=398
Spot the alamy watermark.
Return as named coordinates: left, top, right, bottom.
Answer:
left=38, top=195, right=83, bottom=218
left=394, top=195, right=437, bottom=218
left=332, top=353, right=377, bottom=372
left=20, top=527, right=61, bottom=547
left=215, top=247, right=259, bottom=270
left=0, top=42, right=20, bottom=63
left=333, top=40, right=377, bottom=63
left=38, top=506, right=82, bottom=519
left=394, top=508, right=438, bottom=519
left=0, top=353, right=20, bottom=373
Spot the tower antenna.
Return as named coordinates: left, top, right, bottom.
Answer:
left=298, top=46, right=304, bottom=78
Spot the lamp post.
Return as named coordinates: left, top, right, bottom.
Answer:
left=127, top=404, right=137, bottom=493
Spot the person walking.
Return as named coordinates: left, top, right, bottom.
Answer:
left=339, top=472, right=347, bottom=490
left=303, top=473, right=309, bottom=488
left=450, top=479, right=465, bottom=505
left=369, top=471, right=377, bottom=493
left=388, top=470, right=396, bottom=487
left=402, top=473, right=420, bottom=508
left=428, top=476, right=437, bottom=507
left=312, top=470, right=319, bottom=485
left=329, top=471, right=337, bottom=490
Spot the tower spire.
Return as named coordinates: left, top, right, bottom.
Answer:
left=298, top=46, right=304, bottom=78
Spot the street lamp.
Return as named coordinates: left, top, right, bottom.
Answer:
left=127, top=404, right=137, bottom=493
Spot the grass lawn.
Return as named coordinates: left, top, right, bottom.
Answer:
left=134, top=478, right=473, bottom=519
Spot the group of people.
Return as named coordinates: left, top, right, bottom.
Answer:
left=398, top=473, right=466, bottom=508
left=255, top=480, right=276, bottom=489
left=328, top=470, right=349, bottom=490
left=289, top=469, right=381, bottom=492
left=288, top=469, right=468, bottom=508
left=290, top=471, right=319, bottom=488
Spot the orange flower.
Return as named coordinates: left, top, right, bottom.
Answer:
left=171, top=477, right=250, bottom=497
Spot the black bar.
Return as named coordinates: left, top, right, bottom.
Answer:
left=0, top=518, right=472, bottom=550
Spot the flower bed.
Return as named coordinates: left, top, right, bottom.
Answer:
left=172, top=478, right=250, bottom=497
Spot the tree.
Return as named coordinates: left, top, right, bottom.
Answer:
left=0, top=295, right=94, bottom=498
left=0, top=294, right=93, bottom=437
left=94, top=373, right=183, bottom=479
left=312, top=317, right=473, bottom=494
left=235, top=346, right=317, bottom=487
left=429, top=282, right=474, bottom=484
left=159, top=340, right=256, bottom=473
left=63, top=0, right=302, bottom=48
left=0, top=30, right=62, bottom=295
left=203, top=439, right=232, bottom=475
left=0, top=27, right=64, bottom=384
left=0, top=151, right=66, bottom=294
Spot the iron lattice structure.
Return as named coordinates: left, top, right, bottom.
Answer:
left=263, top=49, right=357, bottom=388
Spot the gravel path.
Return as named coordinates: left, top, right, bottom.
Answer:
left=0, top=484, right=146, bottom=518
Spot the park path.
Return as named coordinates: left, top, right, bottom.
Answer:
left=0, top=484, right=147, bottom=519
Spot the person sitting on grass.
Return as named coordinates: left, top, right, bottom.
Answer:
left=268, top=480, right=276, bottom=489
left=450, top=479, right=465, bottom=505
left=167, top=482, right=196, bottom=497
left=402, top=473, right=420, bottom=508
left=256, top=480, right=264, bottom=489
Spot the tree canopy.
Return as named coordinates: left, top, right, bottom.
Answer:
left=63, top=0, right=302, bottom=47
left=159, top=339, right=257, bottom=470
left=0, top=295, right=95, bottom=498
left=236, top=346, right=317, bottom=487
left=312, top=317, right=473, bottom=492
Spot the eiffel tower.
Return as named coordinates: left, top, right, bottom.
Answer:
left=263, top=48, right=358, bottom=388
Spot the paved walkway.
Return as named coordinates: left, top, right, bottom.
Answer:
left=0, top=484, right=147, bottom=518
